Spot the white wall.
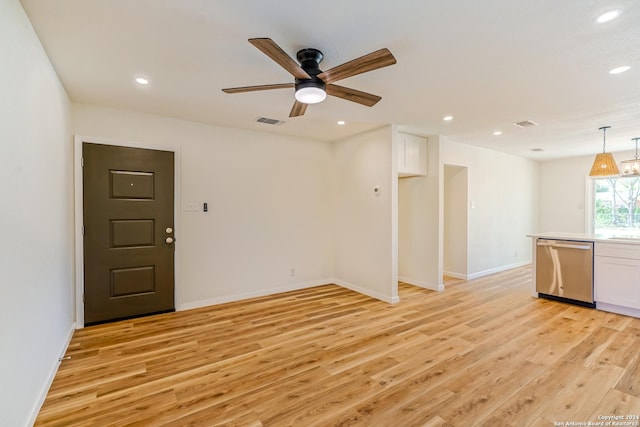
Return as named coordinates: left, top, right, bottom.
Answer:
left=73, top=104, right=334, bottom=310
left=332, top=126, right=398, bottom=302
left=442, top=139, right=538, bottom=277
left=538, top=154, right=592, bottom=233
left=538, top=149, right=636, bottom=233
left=0, top=1, right=74, bottom=425
left=398, top=135, right=443, bottom=290
left=444, top=165, right=468, bottom=278
left=538, top=152, right=626, bottom=233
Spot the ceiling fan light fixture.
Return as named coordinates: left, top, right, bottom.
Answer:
left=222, top=38, right=396, bottom=116
left=295, top=85, right=326, bottom=104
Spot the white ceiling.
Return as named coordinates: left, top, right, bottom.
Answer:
left=20, top=0, right=640, bottom=160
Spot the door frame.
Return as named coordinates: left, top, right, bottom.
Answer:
left=74, top=135, right=182, bottom=328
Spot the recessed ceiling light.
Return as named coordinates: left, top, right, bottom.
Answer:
left=337, top=120, right=346, bottom=125
left=596, top=10, right=621, bottom=24
left=135, top=77, right=150, bottom=85
left=493, top=131, right=503, bottom=136
left=609, top=65, right=631, bottom=75
left=443, top=116, right=453, bottom=121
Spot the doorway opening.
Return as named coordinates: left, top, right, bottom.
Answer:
left=444, top=164, right=468, bottom=281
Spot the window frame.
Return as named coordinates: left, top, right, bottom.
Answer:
left=588, top=175, right=640, bottom=237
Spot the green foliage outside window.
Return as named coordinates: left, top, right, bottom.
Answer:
left=594, top=177, right=640, bottom=236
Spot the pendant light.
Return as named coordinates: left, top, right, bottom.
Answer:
left=620, top=137, right=640, bottom=176
left=589, top=126, right=620, bottom=177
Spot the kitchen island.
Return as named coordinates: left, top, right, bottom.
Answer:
left=529, top=232, right=640, bottom=318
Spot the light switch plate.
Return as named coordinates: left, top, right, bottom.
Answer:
left=184, top=203, right=198, bottom=212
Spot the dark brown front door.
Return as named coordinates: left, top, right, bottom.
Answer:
left=83, top=143, right=175, bottom=325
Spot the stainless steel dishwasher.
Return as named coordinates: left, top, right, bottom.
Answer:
left=535, top=239, right=595, bottom=307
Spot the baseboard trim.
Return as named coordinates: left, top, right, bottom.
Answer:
left=334, top=279, right=399, bottom=304
left=398, top=275, right=444, bottom=292
left=466, top=261, right=531, bottom=280
left=178, top=277, right=401, bottom=312
left=596, top=302, right=640, bottom=318
left=443, top=270, right=467, bottom=280
left=177, top=278, right=334, bottom=311
left=28, top=321, right=76, bottom=426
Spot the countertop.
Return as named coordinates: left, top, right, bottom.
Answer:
left=527, top=232, right=640, bottom=244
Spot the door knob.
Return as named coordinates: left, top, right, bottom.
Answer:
left=165, top=227, right=173, bottom=234
left=165, top=237, right=174, bottom=244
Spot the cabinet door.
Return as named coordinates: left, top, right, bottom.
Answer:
left=405, top=136, right=420, bottom=173
left=397, top=136, right=408, bottom=172
left=398, top=133, right=426, bottom=177
left=595, top=256, right=640, bottom=309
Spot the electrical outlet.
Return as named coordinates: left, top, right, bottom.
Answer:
left=290, top=268, right=296, bottom=277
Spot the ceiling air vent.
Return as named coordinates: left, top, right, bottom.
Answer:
left=256, top=117, right=285, bottom=126
left=514, top=120, right=538, bottom=128
left=529, top=148, right=544, bottom=152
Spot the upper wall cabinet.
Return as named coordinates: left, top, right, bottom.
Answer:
left=398, top=133, right=427, bottom=178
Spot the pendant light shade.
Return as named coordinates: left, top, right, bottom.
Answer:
left=589, top=126, right=620, bottom=177
left=620, top=137, right=640, bottom=176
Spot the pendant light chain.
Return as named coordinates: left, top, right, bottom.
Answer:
left=599, top=126, right=611, bottom=153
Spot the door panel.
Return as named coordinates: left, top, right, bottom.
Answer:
left=110, top=219, right=155, bottom=248
left=83, top=143, right=175, bottom=325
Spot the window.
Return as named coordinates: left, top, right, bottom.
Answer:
left=593, top=176, right=640, bottom=237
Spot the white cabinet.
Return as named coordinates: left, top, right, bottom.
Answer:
left=398, top=133, right=427, bottom=177
left=594, top=242, right=640, bottom=311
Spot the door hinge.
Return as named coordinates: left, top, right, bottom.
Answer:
left=82, top=294, right=85, bottom=303
left=81, top=157, right=84, bottom=167
left=82, top=226, right=85, bottom=235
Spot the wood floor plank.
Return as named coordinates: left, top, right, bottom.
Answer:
left=588, top=388, right=640, bottom=420
left=36, top=388, right=177, bottom=426
left=535, top=364, right=624, bottom=425
left=597, top=329, right=640, bottom=368
left=614, top=353, right=640, bottom=397
left=35, top=266, right=640, bottom=426
left=485, top=323, right=629, bottom=426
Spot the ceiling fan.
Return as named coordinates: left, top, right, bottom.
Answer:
left=222, top=38, right=397, bottom=118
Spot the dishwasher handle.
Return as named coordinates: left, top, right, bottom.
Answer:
left=537, top=240, right=592, bottom=250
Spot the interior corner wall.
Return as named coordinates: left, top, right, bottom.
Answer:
left=442, top=139, right=538, bottom=278
left=332, top=126, right=398, bottom=303
left=72, top=104, right=334, bottom=310
left=398, top=135, right=443, bottom=291
left=1, top=1, right=74, bottom=425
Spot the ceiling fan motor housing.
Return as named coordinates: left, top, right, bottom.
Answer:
left=295, top=48, right=326, bottom=92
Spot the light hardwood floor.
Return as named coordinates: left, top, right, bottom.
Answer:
left=36, top=266, right=640, bottom=426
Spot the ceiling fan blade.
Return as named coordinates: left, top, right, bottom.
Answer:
left=289, top=100, right=308, bottom=117
left=326, top=84, right=381, bottom=107
left=222, top=83, right=294, bottom=94
left=317, top=48, right=396, bottom=84
left=249, top=38, right=311, bottom=80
